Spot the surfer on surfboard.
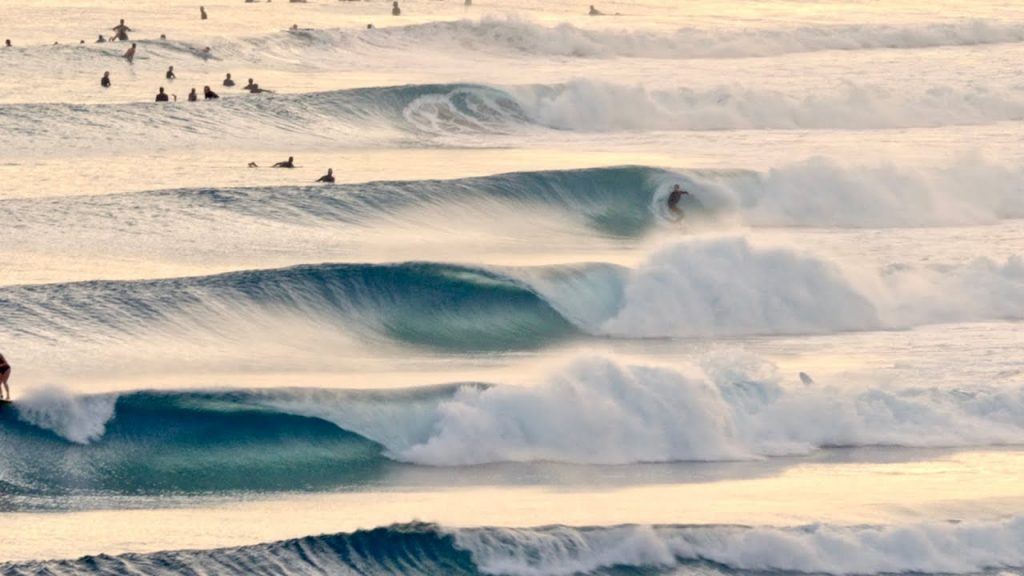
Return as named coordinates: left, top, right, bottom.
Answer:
left=667, top=184, right=689, bottom=221
left=0, top=352, right=11, bottom=401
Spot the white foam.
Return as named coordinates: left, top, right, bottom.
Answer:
left=389, top=355, right=1024, bottom=466
left=593, top=237, right=1024, bottom=338
left=15, top=387, right=117, bottom=444
left=455, top=518, right=1024, bottom=575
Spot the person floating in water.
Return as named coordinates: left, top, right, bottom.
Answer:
left=155, top=87, right=169, bottom=102
left=0, top=352, right=11, bottom=401
left=112, top=19, right=131, bottom=41
left=248, top=161, right=259, bottom=168
left=273, top=156, right=296, bottom=168
left=101, top=71, right=111, bottom=87
left=123, top=42, right=137, bottom=63
left=316, top=168, right=335, bottom=183
left=223, top=73, right=235, bottom=87
left=244, top=77, right=256, bottom=90
left=589, top=5, right=603, bottom=15
left=4, top=39, right=11, bottom=48
left=203, top=85, right=219, bottom=99
left=200, top=6, right=208, bottom=20
left=95, top=35, right=107, bottom=43
left=187, top=88, right=198, bottom=102
left=667, top=184, right=689, bottom=220
left=392, top=1, right=401, bottom=16
left=166, top=65, right=175, bottom=80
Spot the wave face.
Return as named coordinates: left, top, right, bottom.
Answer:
left=6, top=519, right=1024, bottom=576
left=4, top=354, right=1024, bottom=495
left=7, top=79, right=1024, bottom=155
left=3, top=237, right=1021, bottom=348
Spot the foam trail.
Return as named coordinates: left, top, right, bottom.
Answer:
left=456, top=519, right=1024, bottom=575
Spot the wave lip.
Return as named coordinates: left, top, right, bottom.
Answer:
left=6, top=519, right=1024, bottom=575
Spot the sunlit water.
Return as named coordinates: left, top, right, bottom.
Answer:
left=1, top=0, right=1023, bottom=574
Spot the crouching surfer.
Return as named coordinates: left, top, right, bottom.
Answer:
left=667, top=184, right=689, bottom=221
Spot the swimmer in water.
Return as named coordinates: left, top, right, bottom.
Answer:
left=203, top=85, right=219, bottom=99
left=244, top=78, right=256, bottom=90
left=96, top=35, right=107, bottom=43
left=200, top=6, right=208, bottom=20
left=123, top=42, right=136, bottom=63
left=589, top=5, right=603, bottom=15
left=223, top=73, right=235, bottom=87
left=112, top=19, right=131, bottom=41
left=392, top=1, right=401, bottom=16
left=4, top=39, right=11, bottom=48
left=166, top=65, right=175, bottom=80
left=155, top=87, right=169, bottom=102
left=316, top=168, right=335, bottom=183
left=273, top=156, right=295, bottom=168
left=187, top=88, right=198, bottom=102
left=248, top=162, right=259, bottom=168
left=101, top=71, right=111, bottom=88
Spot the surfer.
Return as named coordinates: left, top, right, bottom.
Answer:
left=187, top=88, right=198, bottom=102
left=223, top=73, right=235, bottom=87
left=166, top=65, right=175, bottom=80
left=200, top=6, right=208, bottom=20
left=244, top=77, right=256, bottom=90
left=316, top=168, right=335, bottom=183
left=123, top=42, right=136, bottom=63
left=101, top=71, right=111, bottom=87
left=273, top=156, right=295, bottom=168
left=0, top=353, right=11, bottom=401
left=96, top=35, right=107, bottom=43
left=112, top=19, right=131, bottom=41
left=588, top=4, right=603, bottom=15
left=392, top=1, right=401, bottom=16
left=4, top=39, right=11, bottom=48
left=155, top=87, right=169, bottom=102
left=203, top=85, right=219, bottom=99
left=667, top=184, right=689, bottom=220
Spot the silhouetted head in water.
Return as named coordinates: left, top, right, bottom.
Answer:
left=392, top=1, right=401, bottom=16
left=367, top=23, right=374, bottom=29
left=4, top=39, right=11, bottom=48
left=96, top=35, right=106, bottom=43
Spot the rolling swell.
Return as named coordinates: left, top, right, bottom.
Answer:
left=0, top=262, right=580, bottom=352
left=10, top=166, right=674, bottom=238
left=5, top=519, right=1024, bottom=575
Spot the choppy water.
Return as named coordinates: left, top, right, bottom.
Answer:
left=1, top=0, right=1023, bottom=573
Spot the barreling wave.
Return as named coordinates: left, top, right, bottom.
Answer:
left=2, top=236, right=1022, bottom=348
left=6, top=79, right=1024, bottom=155
left=3, top=354, right=1024, bottom=496
left=6, top=519, right=1024, bottom=575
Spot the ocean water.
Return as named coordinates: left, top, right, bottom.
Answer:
left=2, top=0, right=1024, bottom=573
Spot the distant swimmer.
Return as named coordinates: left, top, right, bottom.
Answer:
left=155, top=87, right=169, bottom=102
left=316, top=168, right=335, bottom=183
left=112, top=19, right=131, bottom=41
left=187, top=88, right=198, bottom=102
left=4, top=39, right=11, bottom=48
left=200, top=46, right=212, bottom=60
left=588, top=4, right=603, bottom=15
left=0, top=352, right=11, bottom=401
left=203, top=85, right=219, bottom=99
left=96, top=35, right=107, bottom=43
left=166, top=65, right=175, bottom=80
left=101, top=71, right=111, bottom=88
left=200, top=6, right=208, bottom=20
left=244, top=78, right=256, bottom=90
left=248, top=161, right=259, bottom=168
left=366, top=23, right=375, bottom=29
left=223, top=73, right=235, bottom=87
left=273, top=156, right=296, bottom=168
left=667, top=184, right=689, bottom=221
left=392, top=1, right=401, bottom=16
left=123, top=42, right=136, bottom=63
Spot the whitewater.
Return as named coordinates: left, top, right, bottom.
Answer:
left=2, top=0, right=1024, bottom=573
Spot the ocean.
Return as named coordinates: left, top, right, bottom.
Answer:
left=1, top=0, right=1023, bottom=573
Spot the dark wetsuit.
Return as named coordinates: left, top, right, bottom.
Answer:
left=668, top=188, right=687, bottom=219
left=317, top=174, right=335, bottom=183
left=101, top=76, right=111, bottom=88
left=156, top=92, right=169, bottom=102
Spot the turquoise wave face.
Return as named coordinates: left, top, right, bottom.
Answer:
left=0, top=262, right=583, bottom=352
left=0, top=390, right=391, bottom=498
